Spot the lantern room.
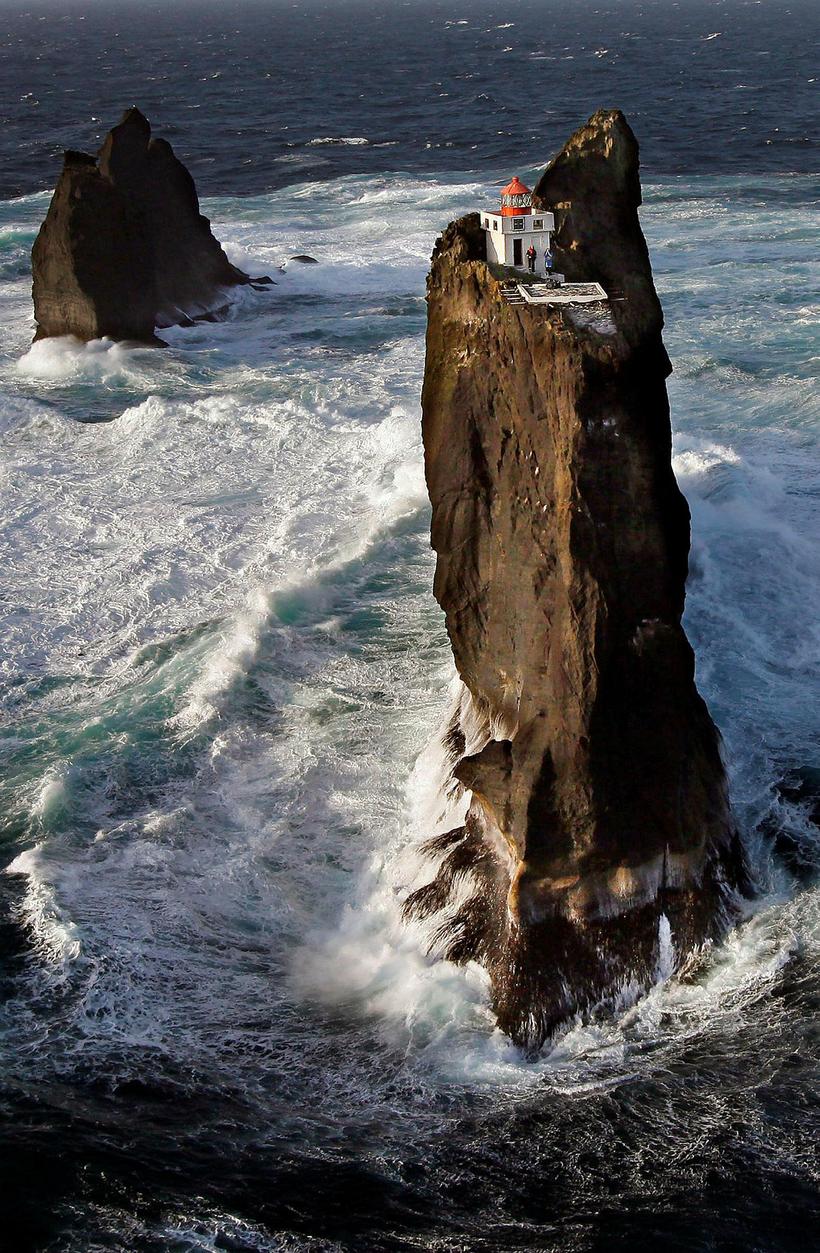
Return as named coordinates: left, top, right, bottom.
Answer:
left=500, top=175, right=532, bottom=216
left=481, top=176, right=556, bottom=274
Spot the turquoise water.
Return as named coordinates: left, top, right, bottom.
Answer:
left=1, top=157, right=818, bottom=1248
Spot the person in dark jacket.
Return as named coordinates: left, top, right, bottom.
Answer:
left=526, top=243, right=537, bottom=273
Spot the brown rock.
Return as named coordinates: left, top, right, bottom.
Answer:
left=31, top=107, right=268, bottom=344
left=407, top=109, right=746, bottom=1050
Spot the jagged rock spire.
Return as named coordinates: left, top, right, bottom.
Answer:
left=31, top=108, right=264, bottom=344
left=411, top=110, right=746, bottom=1049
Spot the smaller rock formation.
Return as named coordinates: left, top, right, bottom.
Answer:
left=32, top=108, right=271, bottom=344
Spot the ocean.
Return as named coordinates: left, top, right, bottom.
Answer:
left=0, top=1, right=818, bottom=1249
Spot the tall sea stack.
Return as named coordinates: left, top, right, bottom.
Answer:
left=408, top=110, right=745, bottom=1049
left=32, top=107, right=267, bottom=344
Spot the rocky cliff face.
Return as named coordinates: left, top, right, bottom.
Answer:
left=408, top=110, right=746, bottom=1050
left=32, top=108, right=267, bottom=343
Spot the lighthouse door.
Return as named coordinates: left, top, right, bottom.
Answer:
left=513, top=238, right=523, bottom=268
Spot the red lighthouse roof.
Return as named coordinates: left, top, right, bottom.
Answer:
left=501, top=175, right=530, bottom=197
left=500, top=175, right=532, bottom=216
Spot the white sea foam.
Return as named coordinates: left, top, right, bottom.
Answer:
left=306, top=136, right=369, bottom=146
left=170, top=590, right=271, bottom=733
left=656, top=913, right=676, bottom=981
left=5, top=844, right=82, bottom=965
left=31, top=768, right=70, bottom=825
left=16, top=333, right=154, bottom=382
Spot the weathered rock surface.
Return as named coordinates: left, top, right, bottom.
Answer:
left=407, top=109, right=746, bottom=1049
left=31, top=108, right=270, bottom=343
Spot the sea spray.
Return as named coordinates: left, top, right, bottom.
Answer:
left=656, top=913, right=676, bottom=982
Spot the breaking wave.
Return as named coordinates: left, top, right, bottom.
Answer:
left=305, top=136, right=370, bottom=146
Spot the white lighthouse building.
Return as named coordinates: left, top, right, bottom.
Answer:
left=481, top=176, right=555, bottom=275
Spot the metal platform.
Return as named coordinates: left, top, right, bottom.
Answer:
left=515, top=281, right=608, bottom=305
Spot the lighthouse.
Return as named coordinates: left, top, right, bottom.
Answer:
left=481, top=176, right=556, bottom=275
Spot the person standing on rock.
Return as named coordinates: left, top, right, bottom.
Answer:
left=544, top=246, right=553, bottom=276
left=526, top=243, right=537, bottom=273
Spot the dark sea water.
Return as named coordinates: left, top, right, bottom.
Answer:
left=1, top=0, right=818, bottom=197
left=0, top=2, right=818, bottom=1250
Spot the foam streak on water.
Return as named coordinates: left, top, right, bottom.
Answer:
left=0, top=166, right=818, bottom=1249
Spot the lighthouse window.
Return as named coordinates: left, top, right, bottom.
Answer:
left=533, top=218, right=544, bottom=230
left=512, top=219, right=524, bottom=231
left=492, top=220, right=498, bottom=231
left=484, top=217, right=490, bottom=228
